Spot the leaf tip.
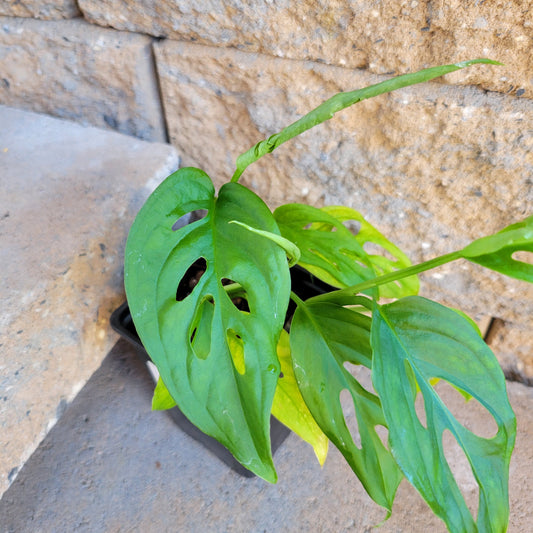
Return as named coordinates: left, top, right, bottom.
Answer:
left=456, top=58, right=504, bottom=68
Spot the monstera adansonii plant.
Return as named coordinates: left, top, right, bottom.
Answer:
left=125, top=59, right=532, bottom=532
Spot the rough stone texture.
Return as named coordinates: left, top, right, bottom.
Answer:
left=0, top=16, right=166, bottom=142
left=0, top=0, right=80, bottom=19
left=79, top=0, right=532, bottom=97
left=1, top=340, right=533, bottom=532
left=154, top=41, right=532, bottom=376
left=486, top=319, right=533, bottom=384
left=0, top=105, right=179, bottom=498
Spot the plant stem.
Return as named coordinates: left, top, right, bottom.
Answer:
left=311, top=250, right=464, bottom=302
left=224, top=282, right=246, bottom=299
left=231, top=59, right=501, bottom=182
left=290, top=291, right=306, bottom=308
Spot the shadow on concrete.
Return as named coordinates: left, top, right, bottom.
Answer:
left=4, top=338, right=532, bottom=532
left=0, top=340, right=395, bottom=532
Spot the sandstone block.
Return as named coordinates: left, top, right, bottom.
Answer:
left=154, top=41, right=532, bottom=373
left=0, top=105, right=179, bottom=497
left=0, top=0, right=80, bottom=19
left=427, top=0, right=532, bottom=97
left=0, top=17, right=166, bottom=142
left=486, top=319, right=533, bottom=384
left=80, top=0, right=532, bottom=97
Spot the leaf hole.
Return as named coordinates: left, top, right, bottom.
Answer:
left=188, top=297, right=214, bottom=360
left=171, top=209, right=207, bottom=231
left=341, top=219, right=361, bottom=235
left=176, top=258, right=207, bottom=301
left=374, top=424, right=389, bottom=450
left=512, top=250, right=533, bottom=265
left=414, top=391, right=428, bottom=429
left=302, top=222, right=337, bottom=232
left=343, top=362, right=375, bottom=395
left=433, top=380, right=498, bottom=439
left=362, top=242, right=382, bottom=256
left=226, top=328, right=245, bottom=375
left=340, top=389, right=361, bottom=449
left=303, top=221, right=337, bottom=232
left=231, top=296, right=250, bottom=313
left=221, top=278, right=250, bottom=313
left=403, top=360, right=427, bottom=429
left=363, top=242, right=396, bottom=262
left=442, top=429, right=479, bottom=521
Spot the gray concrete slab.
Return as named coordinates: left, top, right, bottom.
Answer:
left=0, top=105, right=179, bottom=497
left=1, top=339, right=532, bottom=532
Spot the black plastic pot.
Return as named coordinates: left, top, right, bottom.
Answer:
left=110, top=265, right=333, bottom=477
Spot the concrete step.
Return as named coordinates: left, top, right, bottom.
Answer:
left=0, top=105, right=179, bottom=497
left=1, top=339, right=532, bottom=531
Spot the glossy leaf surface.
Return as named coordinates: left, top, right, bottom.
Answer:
left=229, top=220, right=301, bottom=266
left=274, top=203, right=375, bottom=288
left=371, top=296, right=516, bottom=532
left=271, top=330, right=329, bottom=465
left=290, top=296, right=403, bottom=511
left=125, top=167, right=291, bottom=482
left=462, top=215, right=533, bottom=282
left=275, top=203, right=418, bottom=299
left=321, top=206, right=419, bottom=298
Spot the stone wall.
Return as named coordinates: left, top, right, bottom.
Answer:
left=1, top=1, right=531, bottom=380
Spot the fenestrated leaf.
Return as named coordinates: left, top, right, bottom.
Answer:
left=274, top=203, right=376, bottom=288
left=271, top=330, right=329, bottom=465
left=289, top=295, right=403, bottom=512
left=124, top=167, right=291, bottom=482
left=461, top=215, right=533, bottom=283
left=371, top=296, right=516, bottom=532
left=321, top=206, right=419, bottom=298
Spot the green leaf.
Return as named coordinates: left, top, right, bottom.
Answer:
left=461, top=215, right=533, bottom=283
left=232, top=59, right=501, bottom=181
left=124, top=167, right=291, bottom=482
left=321, top=206, right=419, bottom=298
left=451, top=308, right=483, bottom=339
left=274, top=203, right=375, bottom=288
left=371, top=296, right=516, bottom=532
left=271, top=330, right=329, bottom=465
left=229, top=220, right=301, bottom=266
left=152, top=376, right=177, bottom=411
left=290, top=296, right=403, bottom=512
